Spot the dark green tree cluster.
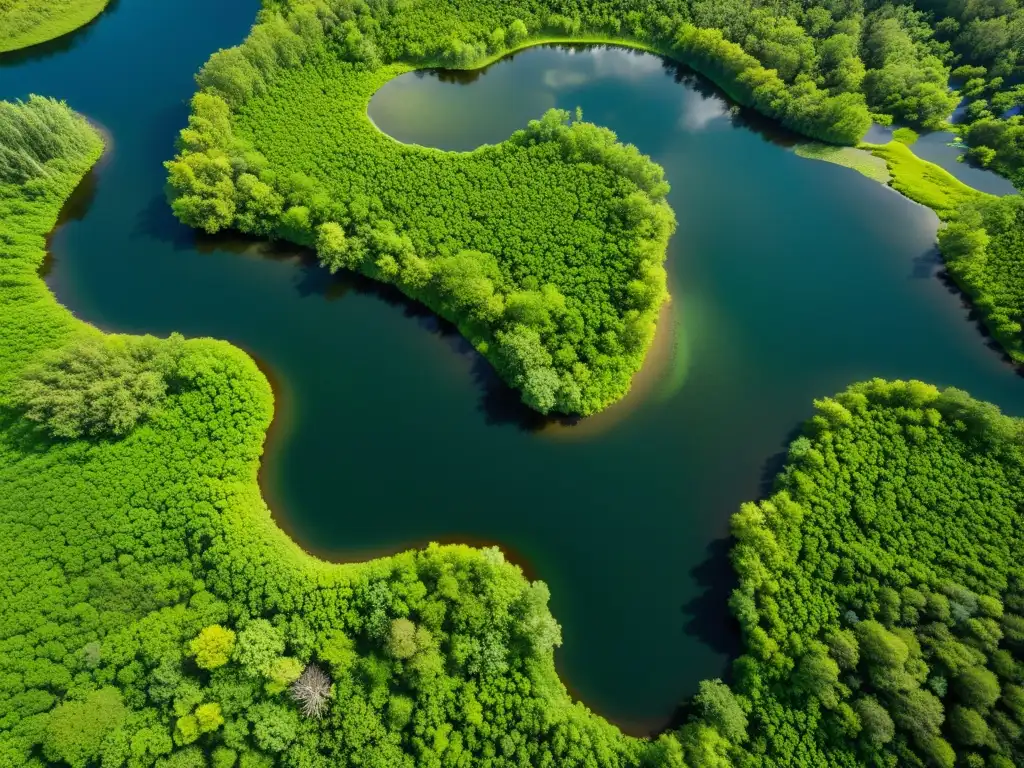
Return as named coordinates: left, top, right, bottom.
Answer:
left=938, top=194, right=1024, bottom=362
left=962, top=115, right=1024, bottom=189
left=860, top=3, right=960, bottom=128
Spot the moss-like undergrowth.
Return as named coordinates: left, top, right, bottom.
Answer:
left=862, top=141, right=992, bottom=220
left=0, top=0, right=110, bottom=54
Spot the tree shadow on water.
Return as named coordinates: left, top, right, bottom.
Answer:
left=931, top=259, right=1024, bottom=368
left=669, top=536, right=743, bottom=731
left=309, top=267, right=558, bottom=431
left=141, top=215, right=559, bottom=432
left=910, top=244, right=943, bottom=280
left=758, top=423, right=804, bottom=498
left=134, top=194, right=199, bottom=251
left=41, top=166, right=100, bottom=279
left=305, top=268, right=556, bottom=432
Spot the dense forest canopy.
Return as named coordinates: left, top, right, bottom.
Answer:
left=10, top=101, right=1024, bottom=767
left=6, top=0, right=1024, bottom=766
left=12, top=107, right=1024, bottom=768
left=729, top=379, right=1024, bottom=767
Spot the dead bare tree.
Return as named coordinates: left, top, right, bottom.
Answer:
left=290, top=663, right=332, bottom=719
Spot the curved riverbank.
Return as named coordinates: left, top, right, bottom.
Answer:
left=0, top=0, right=112, bottom=54
left=14, top=16, right=1024, bottom=729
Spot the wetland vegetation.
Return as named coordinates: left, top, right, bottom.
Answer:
left=0, top=0, right=111, bottom=53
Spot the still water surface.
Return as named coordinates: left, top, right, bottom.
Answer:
left=3, top=3, right=1024, bottom=731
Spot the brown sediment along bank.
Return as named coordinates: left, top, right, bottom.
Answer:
left=542, top=286, right=685, bottom=441
left=251, top=350, right=298, bottom=543
left=253, top=346, right=541, bottom=581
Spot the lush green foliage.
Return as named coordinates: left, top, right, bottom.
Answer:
left=164, top=0, right=1024, bottom=414
left=165, top=0, right=1024, bottom=415
left=962, top=116, right=1024, bottom=190
left=939, top=194, right=1024, bottom=361
left=728, top=379, right=1024, bottom=767
left=8, top=1, right=1024, bottom=766
left=169, top=17, right=678, bottom=416
left=176, top=0, right=994, bottom=413
left=863, top=139, right=989, bottom=218
left=892, top=127, right=919, bottom=145
left=14, top=334, right=185, bottom=439
left=0, top=0, right=110, bottom=53
left=918, top=0, right=1024, bottom=189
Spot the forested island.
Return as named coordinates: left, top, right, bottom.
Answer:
left=4, top=0, right=1024, bottom=766
left=0, top=0, right=111, bottom=53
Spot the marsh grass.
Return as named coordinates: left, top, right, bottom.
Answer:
left=0, top=0, right=110, bottom=54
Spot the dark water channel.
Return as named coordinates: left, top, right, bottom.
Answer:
left=3, top=3, right=1024, bottom=732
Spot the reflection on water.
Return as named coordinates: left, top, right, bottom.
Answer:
left=378, top=45, right=802, bottom=152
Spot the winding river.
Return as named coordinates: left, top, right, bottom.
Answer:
left=3, top=0, right=1024, bottom=733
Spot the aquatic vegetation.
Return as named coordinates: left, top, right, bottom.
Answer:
left=793, top=143, right=891, bottom=184
left=863, top=140, right=990, bottom=219
left=892, top=127, right=919, bottom=146
left=0, top=0, right=110, bottom=53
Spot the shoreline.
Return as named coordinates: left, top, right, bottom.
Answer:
left=542, top=285, right=683, bottom=441
left=254, top=294, right=679, bottom=563
left=0, top=0, right=112, bottom=56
